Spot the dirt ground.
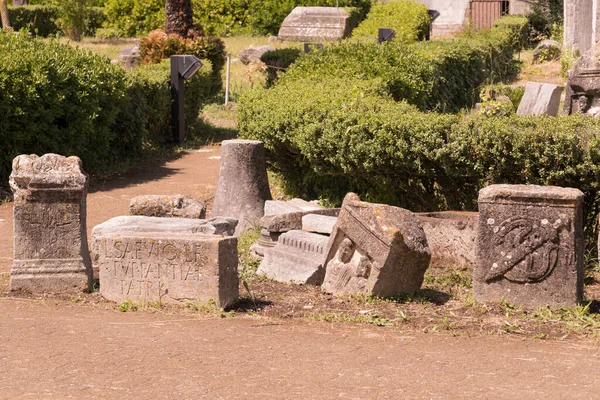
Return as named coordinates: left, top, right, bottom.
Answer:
left=2, top=146, right=600, bottom=398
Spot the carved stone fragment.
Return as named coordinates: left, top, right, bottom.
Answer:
left=257, top=230, right=329, bottom=285
left=322, top=193, right=431, bottom=298
left=416, top=211, right=478, bottom=269
left=130, top=194, right=206, bottom=219
left=278, top=7, right=356, bottom=42
left=474, top=184, right=584, bottom=308
left=92, top=216, right=239, bottom=307
left=10, top=154, right=93, bottom=294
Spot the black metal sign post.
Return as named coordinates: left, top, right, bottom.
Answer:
left=170, top=55, right=203, bottom=144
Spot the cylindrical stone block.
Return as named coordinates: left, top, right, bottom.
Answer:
left=212, top=140, right=272, bottom=235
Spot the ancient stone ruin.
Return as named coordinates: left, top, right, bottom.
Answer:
left=278, top=7, right=356, bottom=42
left=516, top=82, right=564, bottom=117
left=130, top=194, right=206, bottom=219
left=212, top=140, right=272, bottom=235
left=416, top=211, right=477, bottom=269
left=92, top=216, right=239, bottom=307
left=322, top=193, right=431, bottom=298
left=10, top=154, right=93, bottom=294
left=474, top=184, right=584, bottom=308
left=564, top=42, right=600, bottom=116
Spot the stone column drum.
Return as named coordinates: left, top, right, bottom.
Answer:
left=474, top=184, right=584, bottom=308
left=212, top=140, right=272, bottom=235
left=10, top=154, right=93, bottom=294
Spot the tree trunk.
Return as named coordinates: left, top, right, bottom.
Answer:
left=165, top=0, right=195, bottom=38
left=0, top=0, right=12, bottom=33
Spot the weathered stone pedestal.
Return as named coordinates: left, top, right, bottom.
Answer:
left=10, top=154, right=93, bottom=294
left=212, top=140, right=272, bottom=235
left=130, top=194, right=206, bottom=219
left=322, top=193, right=431, bottom=298
left=474, top=185, right=584, bottom=308
left=92, top=216, right=239, bottom=307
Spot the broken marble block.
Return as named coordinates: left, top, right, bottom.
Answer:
left=252, top=206, right=339, bottom=257
left=416, top=212, right=478, bottom=269
left=474, top=184, right=584, bottom=308
left=264, top=198, right=323, bottom=216
left=322, top=193, right=431, bottom=298
left=92, top=216, right=239, bottom=307
left=256, top=230, right=329, bottom=285
left=130, top=194, right=206, bottom=219
left=10, top=154, right=93, bottom=294
left=302, top=214, right=337, bottom=234
left=278, top=7, right=355, bottom=41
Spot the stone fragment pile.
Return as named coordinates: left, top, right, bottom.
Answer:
left=6, top=146, right=588, bottom=310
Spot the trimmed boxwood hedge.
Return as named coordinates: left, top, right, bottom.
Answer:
left=8, top=5, right=106, bottom=37
left=0, top=33, right=219, bottom=185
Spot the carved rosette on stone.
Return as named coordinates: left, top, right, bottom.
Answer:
left=474, top=184, right=584, bottom=308
left=92, top=216, right=239, bottom=307
left=10, top=154, right=93, bottom=294
left=322, top=193, right=431, bottom=298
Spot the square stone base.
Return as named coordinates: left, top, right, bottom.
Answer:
left=10, top=259, right=92, bottom=294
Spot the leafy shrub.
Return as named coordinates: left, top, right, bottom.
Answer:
left=352, top=0, right=430, bottom=43
left=103, top=0, right=164, bottom=37
left=0, top=32, right=218, bottom=187
left=94, top=26, right=121, bottom=40
left=239, top=76, right=600, bottom=217
left=261, top=48, right=302, bottom=87
left=280, top=16, right=527, bottom=113
left=192, top=0, right=371, bottom=36
left=8, top=5, right=105, bottom=37
left=138, top=29, right=226, bottom=79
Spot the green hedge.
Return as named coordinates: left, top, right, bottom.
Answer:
left=237, top=15, right=566, bottom=211
left=0, top=33, right=219, bottom=185
left=281, top=16, right=527, bottom=113
left=352, top=0, right=431, bottom=42
left=8, top=5, right=106, bottom=37
left=239, top=77, right=600, bottom=214
left=102, top=0, right=370, bottom=37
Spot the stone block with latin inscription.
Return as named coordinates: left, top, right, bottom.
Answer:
left=92, top=216, right=239, bottom=307
left=474, top=185, right=584, bottom=308
left=10, top=154, right=93, bottom=294
left=322, top=193, right=431, bottom=298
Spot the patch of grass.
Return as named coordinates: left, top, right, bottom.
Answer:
left=312, top=311, right=396, bottom=327
left=119, top=299, right=138, bottom=312
left=56, top=37, right=138, bottom=60
left=185, top=298, right=235, bottom=318
left=238, top=226, right=262, bottom=280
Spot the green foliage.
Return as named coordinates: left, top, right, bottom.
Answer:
left=526, top=0, right=564, bottom=43
left=352, top=0, right=430, bottom=43
left=192, top=0, right=371, bottom=36
left=238, top=227, right=261, bottom=280
left=139, top=29, right=226, bottom=80
left=103, top=0, right=164, bottom=37
left=8, top=4, right=105, bottom=37
left=0, top=33, right=220, bottom=187
left=260, top=48, right=302, bottom=87
left=281, top=16, right=527, bottom=113
left=94, top=26, right=120, bottom=40
left=47, top=0, right=88, bottom=41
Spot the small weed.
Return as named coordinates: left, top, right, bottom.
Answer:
left=238, top=227, right=262, bottom=280
left=434, top=312, right=457, bottom=331
left=145, top=300, right=164, bottom=310
left=533, top=332, right=549, bottom=340
left=185, top=298, right=235, bottom=318
left=312, top=311, right=395, bottom=327
left=119, top=299, right=138, bottom=312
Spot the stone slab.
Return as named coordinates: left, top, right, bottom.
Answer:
left=257, top=230, right=329, bottom=285
left=261, top=208, right=340, bottom=233
left=10, top=154, right=92, bottom=294
left=130, top=195, right=206, bottom=219
left=278, top=7, right=354, bottom=42
left=264, top=198, right=323, bottom=216
left=474, top=184, right=584, bottom=308
left=302, top=214, right=337, bottom=235
left=322, top=193, right=431, bottom=298
left=416, top=212, right=477, bottom=269
left=239, top=45, right=275, bottom=64
left=92, top=216, right=239, bottom=307
left=516, top=82, right=564, bottom=117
